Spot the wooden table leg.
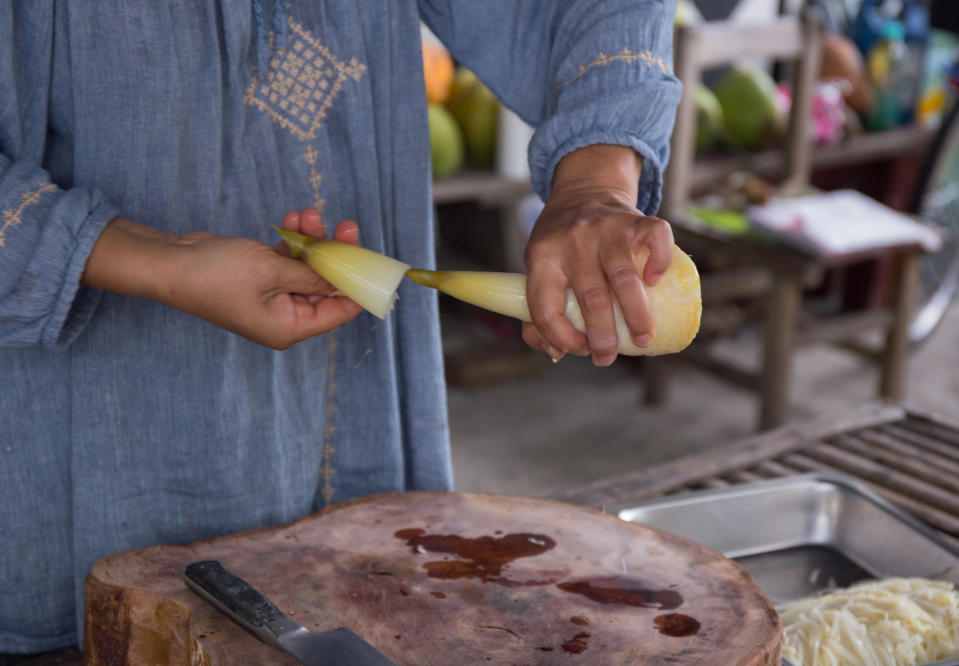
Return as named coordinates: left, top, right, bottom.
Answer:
left=643, top=357, right=671, bottom=406
left=759, top=273, right=802, bottom=431
left=880, top=250, right=920, bottom=401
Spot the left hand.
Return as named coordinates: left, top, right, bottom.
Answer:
left=522, top=144, right=674, bottom=366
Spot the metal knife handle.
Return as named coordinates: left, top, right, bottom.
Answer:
left=184, top=560, right=299, bottom=647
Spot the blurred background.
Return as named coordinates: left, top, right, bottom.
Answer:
left=422, top=0, right=959, bottom=498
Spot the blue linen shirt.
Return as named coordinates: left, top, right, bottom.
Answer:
left=0, top=0, right=679, bottom=652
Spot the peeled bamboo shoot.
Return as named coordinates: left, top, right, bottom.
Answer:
left=275, top=227, right=410, bottom=319
left=406, top=246, right=702, bottom=356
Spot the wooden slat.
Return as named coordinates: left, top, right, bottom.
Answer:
left=901, top=417, right=959, bottom=448
left=690, top=126, right=937, bottom=192
left=877, top=424, right=959, bottom=465
left=557, top=402, right=906, bottom=507
left=781, top=453, right=959, bottom=538
left=832, top=434, right=959, bottom=495
left=724, top=470, right=766, bottom=484
left=853, top=429, right=959, bottom=480
left=751, top=459, right=801, bottom=478
left=803, top=443, right=959, bottom=516
left=694, top=17, right=803, bottom=68
left=700, top=478, right=732, bottom=490
left=431, top=172, right=532, bottom=206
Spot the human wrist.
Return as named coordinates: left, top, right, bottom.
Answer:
left=81, top=217, right=185, bottom=305
left=551, top=144, right=643, bottom=208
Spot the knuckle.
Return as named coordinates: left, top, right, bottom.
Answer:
left=649, top=216, right=673, bottom=239
left=580, top=285, right=611, bottom=315
left=530, top=307, right=556, bottom=331
left=610, top=265, right=641, bottom=290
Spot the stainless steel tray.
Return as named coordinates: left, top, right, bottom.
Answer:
left=617, top=473, right=959, bottom=666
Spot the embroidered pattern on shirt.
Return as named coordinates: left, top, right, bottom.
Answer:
left=566, top=47, right=671, bottom=86
left=244, top=18, right=367, bottom=213
left=0, top=182, right=58, bottom=247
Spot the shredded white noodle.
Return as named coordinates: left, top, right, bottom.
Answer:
left=779, top=577, right=959, bottom=666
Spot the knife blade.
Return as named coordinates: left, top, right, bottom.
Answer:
left=184, top=560, right=396, bottom=666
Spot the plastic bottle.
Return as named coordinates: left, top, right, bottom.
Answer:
left=866, top=21, right=912, bottom=131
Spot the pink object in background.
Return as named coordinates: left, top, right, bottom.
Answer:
left=777, top=81, right=847, bottom=144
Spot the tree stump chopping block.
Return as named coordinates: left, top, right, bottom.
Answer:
left=84, top=492, right=781, bottom=665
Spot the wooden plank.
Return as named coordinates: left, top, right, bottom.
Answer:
left=695, top=17, right=803, bottom=68
left=852, top=429, right=959, bottom=478
left=831, top=434, right=959, bottom=495
left=725, top=470, right=766, bottom=484
left=803, top=443, right=959, bottom=516
left=557, top=402, right=905, bottom=507
left=700, top=478, right=732, bottom=490
left=752, top=459, right=801, bottom=478
left=878, top=424, right=959, bottom=464
left=901, top=416, right=959, bottom=447
left=432, top=172, right=532, bottom=206
left=904, top=404, right=959, bottom=432
left=691, top=126, right=937, bottom=192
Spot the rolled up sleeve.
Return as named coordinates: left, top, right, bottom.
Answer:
left=0, top=154, right=118, bottom=349
left=418, top=0, right=682, bottom=213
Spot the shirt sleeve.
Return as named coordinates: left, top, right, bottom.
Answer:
left=417, top=0, right=682, bottom=214
left=0, top=154, right=118, bottom=349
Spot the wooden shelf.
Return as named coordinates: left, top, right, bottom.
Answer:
left=692, top=125, right=936, bottom=191
left=432, top=171, right=533, bottom=206
left=430, top=127, right=936, bottom=206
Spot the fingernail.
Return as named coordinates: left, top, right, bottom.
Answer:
left=634, top=333, right=652, bottom=347
left=546, top=345, right=563, bottom=361
left=593, top=353, right=616, bottom=367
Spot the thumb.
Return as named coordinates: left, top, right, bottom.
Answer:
left=270, top=254, right=328, bottom=296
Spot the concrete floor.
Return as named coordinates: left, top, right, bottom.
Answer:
left=446, top=303, right=959, bottom=498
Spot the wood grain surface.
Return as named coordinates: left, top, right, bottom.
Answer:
left=83, top=492, right=781, bottom=665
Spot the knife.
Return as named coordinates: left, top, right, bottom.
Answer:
left=184, top=560, right=396, bottom=666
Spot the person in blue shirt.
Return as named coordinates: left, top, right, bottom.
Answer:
left=0, top=0, right=680, bottom=654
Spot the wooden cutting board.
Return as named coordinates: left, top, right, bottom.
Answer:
left=83, top=492, right=781, bottom=665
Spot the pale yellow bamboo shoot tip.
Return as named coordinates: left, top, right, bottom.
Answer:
left=273, top=227, right=410, bottom=320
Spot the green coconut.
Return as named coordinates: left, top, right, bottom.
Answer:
left=694, top=84, right=726, bottom=152
left=714, top=64, right=785, bottom=151
left=428, top=103, right=464, bottom=178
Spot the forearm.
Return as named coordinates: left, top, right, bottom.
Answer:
left=80, top=217, right=183, bottom=305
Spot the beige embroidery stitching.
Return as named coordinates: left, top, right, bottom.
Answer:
left=0, top=182, right=57, bottom=248
left=320, top=334, right=338, bottom=506
left=566, top=47, right=671, bottom=86
left=243, top=18, right=367, bottom=213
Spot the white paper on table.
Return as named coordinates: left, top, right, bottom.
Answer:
left=747, top=189, right=943, bottom=257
